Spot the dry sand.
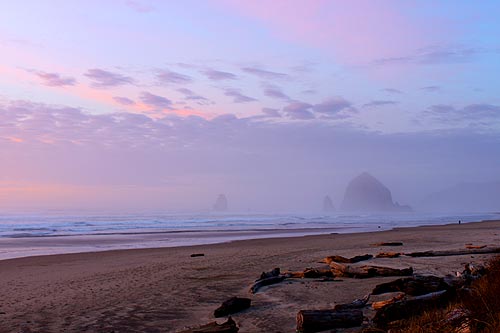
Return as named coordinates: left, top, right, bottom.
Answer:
left=1, top=220, right=500, bottom=333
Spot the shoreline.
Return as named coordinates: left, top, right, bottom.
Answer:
left=1, top=219, right=500, bottom=332
left=0, top=218, right=497, bottom=262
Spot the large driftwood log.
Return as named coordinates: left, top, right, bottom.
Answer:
left=330, top=262, right=413, bottom=278
left=371, top=293, right=405, bottom=310
left=296, top=309, right=363, bottom=333
left=372, top=275, right=449, bottom=296
left=214, top=297, right=251, bottom=317
left=179, top=316, right=238, bottom=333
left=373, top=290, right=449, bottom=327
left=405, top=247, right=500, bottom=257
left=250, top=275, right=286, bottom=293
left=324, top=254, right=373, bottom=264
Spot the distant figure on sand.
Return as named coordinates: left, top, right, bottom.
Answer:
left=459, top=220, right=461, bottom=224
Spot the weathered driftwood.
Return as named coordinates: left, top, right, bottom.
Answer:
left=372, top=242, right=404, bottom=247
left=285, top=268, right=334, bottom=279
left=329, top=262, right=413, bottom=279
left=190, top=253, right=205, bottom=257
left=258, top=267, right=280, bottom=280
left=250, top=275, right=286, bottom=293
left=375, top=252, right=401, bottom=258
left=324, top=254, right=373, bottom=264
left=465, top=244, right=486, bottom=249
left=373, top=290, right=449, bottom=326
left=214, top=297, right=251, bottom=318
left=303, top=268, right=334, bottom=278
left=334, top=294, right=370, bottom=311
left=405, top=246, right=500, bottom=257
left=285, top=271, right=306, bottom=278
left=372, top=275, right=448, bottom=296
left=296, top=309, right=363, bottom=333
left=371, top=293, right=405, bottom=310
left=179, top=316, right=239, bottom=333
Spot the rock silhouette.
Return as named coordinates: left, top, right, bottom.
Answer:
left=213, top=194, right=228, bottom=212
left=341, top=172, right=412, bottom=212
left=323, top=195, right=335, bottom=212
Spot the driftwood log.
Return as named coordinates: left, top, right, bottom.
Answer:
left=214, top=297, right=251, bottom=317
left=405, top=247, right=500, bottom=257
left=375, top=252, right=401, bottom=258
left=372, top=242, right=403, bottom=247
left=296, top=309, right=363, bottom=333
left=324, top=254, right=373, bottom=264
left=334, top=294, right=370, bottom=310
left=258, top=267, right=280, bottom=280
left=372, top=275, right=449, bottom=296
left=250, top=275, right=286, bottom=293
left=330, top=262, right=413, bottom=278
left=465, top=245, right=486, bottom=249
left=371, top=293, right=405, bottom=310
left=179, top=316, right=238, bottom=333
left=373, top=290, right=449, bottom=326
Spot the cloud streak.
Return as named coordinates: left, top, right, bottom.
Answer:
left=140, top=92, right=172, bottom=109
left=85, top=68, right=134, bottom=88
left=241, top=67, right=288, bottom=80
left=35, top=71, right=76, bottom=87
left=156, top=69, right=192, bottom=85
left=224, top=89, right=257, bottom=103
left=201, top=68, right=237, bottom=81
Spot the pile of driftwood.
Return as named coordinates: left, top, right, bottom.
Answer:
left=179, top=245, right=498, bottom=332
left=294, top=245, right=497, bottom=333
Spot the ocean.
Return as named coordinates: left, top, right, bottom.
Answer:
left=0, top=211, right=498, bottom=260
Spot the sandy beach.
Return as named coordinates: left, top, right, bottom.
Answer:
left=1, top=220, right=500, bottom=333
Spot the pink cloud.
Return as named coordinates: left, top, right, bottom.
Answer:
left=215, top=0, right=441, bottom=64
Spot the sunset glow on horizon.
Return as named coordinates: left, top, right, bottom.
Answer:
left=1, top=1, right=499, bottom=212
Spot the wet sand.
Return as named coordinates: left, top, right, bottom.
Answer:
left=0, top=220, right=499, bottom=332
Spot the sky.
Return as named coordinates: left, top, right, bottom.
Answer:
left=0, top=0, right=499, bottom=212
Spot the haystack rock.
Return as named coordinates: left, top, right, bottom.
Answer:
left=213, top=194, right=228, bottom=212
left=323, top=195, right=335, bottom=212
left=341, top=172, right=412, bottom=212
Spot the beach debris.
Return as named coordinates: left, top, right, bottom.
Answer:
left=371, top=292, right=405, bottom=310
left=465, top=244, right=486, bottom=249
left=334, top=293, right=371, bottom=311
left=373, top=290, right=449, bottom=327
left=258, top=267, right=280, bottom=280
left=405, top=246, right=500, bottom=257
left=296, top=309, right=363, bottom=333
left=329, top=261, right=413, bottom=279
left=323, top=254, right=373, bottom=264
left=190, top=253, right=205, bottom=257
left=302, top=268, right=334, bottom=279
left=375, top=251, right=401, bottom=258
left=372, top=242, right=404, bottom=246
left=214, top=297, right=251, bottom=318
left=179, top=316, right=238, bottom=333
left=372, top=275, right=449, bottom=296
left=250, top=269, right=287, bottom=294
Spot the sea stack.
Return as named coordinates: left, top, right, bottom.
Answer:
left=323, top=195, right=335, bottom=212
left=213, top=194, right=228, bottom=212
left=341, top=172, right=412, bottom=212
